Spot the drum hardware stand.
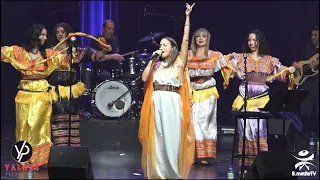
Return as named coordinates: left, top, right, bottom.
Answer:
left=78, top=63, right=94, bottom=119
left=144, top=6, right=184, bottom=40
left=151, top=37, right=160, bottom=47
left=79, top=92, right=94, bottom=119
left=129, top=77, right=144, bottom=119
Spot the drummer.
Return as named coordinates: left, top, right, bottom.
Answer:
left=90, top=19, right=124, bottom=83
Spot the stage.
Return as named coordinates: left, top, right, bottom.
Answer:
left=1, top=117, right=319, bottom=179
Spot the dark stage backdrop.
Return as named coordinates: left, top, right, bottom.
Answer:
left=1, top=1, right=319, bottom=128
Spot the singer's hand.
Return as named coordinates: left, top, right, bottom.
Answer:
left=152, top=50, right=163, bottom=56
left=185, top=3, right=195, bottom=16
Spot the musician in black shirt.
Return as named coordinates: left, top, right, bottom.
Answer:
left=90, top=19, right=124, bottom=83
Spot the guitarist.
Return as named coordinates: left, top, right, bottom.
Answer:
left=293, top=25, right=319, bottom=139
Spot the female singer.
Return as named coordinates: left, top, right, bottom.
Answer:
left=139, top=3, right=196, bottom=179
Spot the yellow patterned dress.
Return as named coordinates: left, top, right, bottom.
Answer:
left=187, top=50, right=222, bottom=161
left=1, top=45, right=71, bottom=167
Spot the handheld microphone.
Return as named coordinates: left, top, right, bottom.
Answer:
left=150, top=50, right=164, bottom=60
left=70, top=36, right=76, bottom=45
left=68, top=37, right=77, bottom=54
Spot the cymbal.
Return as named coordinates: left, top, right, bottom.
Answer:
left=138, top=32, right=164, bottom=42
left=138, top=52, right=151, bottom=57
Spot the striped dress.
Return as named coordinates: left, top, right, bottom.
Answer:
left=47, top=47, right=90, bottom=146
left=47, top=70, right=86, bottom=146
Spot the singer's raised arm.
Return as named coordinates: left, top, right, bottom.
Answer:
left=179, top=3, right=194, bottom=67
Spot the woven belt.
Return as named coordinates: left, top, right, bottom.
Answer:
left=190, top=76, right=211, bottom=83
left=248, top=81, right=266, bottom=85
left=22, top=75, right=47, bottom=80
left=153, top=83, right=179, bottom=93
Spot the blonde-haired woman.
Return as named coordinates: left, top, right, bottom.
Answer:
left=187, top=28, right=227, bottom=164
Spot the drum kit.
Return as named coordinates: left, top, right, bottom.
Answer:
left=79, top=32, right=164, bottom=120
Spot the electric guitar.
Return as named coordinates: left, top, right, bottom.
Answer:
left=293, top=53, right=319, bottom=86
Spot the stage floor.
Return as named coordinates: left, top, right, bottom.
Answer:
left=1, top=117, right=319, bottom=179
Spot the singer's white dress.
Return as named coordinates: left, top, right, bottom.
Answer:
left=151, top=60, right=182, bottom=179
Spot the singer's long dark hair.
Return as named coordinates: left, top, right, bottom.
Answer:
left=52, top=22, right=74, bottom=46
left=242, top=30, right=270, bottom=56
left=159, top=36, right=179, bottom=68
left=24, top=23, right=49, bottom=59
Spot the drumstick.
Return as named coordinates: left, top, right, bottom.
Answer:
left=121, top=51, right=135, bottom=57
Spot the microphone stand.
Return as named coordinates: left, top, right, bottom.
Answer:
left=240, top=54, right=248, bottom=179
left=145, top=12, right=184, bottom=40
left=67, top=45, right=73, bottom=147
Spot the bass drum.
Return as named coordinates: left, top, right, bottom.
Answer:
left=93, top=80, right=132, bottom=118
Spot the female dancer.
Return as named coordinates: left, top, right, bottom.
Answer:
left=1, top=23, right=73, bottom=167
left=48, top=22, right=111, bottom=146
left=187, top=28, right=227, bottom=164
left=222, top=30, right=296, bottom=167
left=139, top=3, right=195, bottom=179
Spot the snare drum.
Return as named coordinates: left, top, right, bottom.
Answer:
left=92, top=80, right=132, bottom=117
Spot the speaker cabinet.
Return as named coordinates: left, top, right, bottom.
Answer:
left=267, top=118, right=308, bottom=152
left=245, top=151, right=298, bottom=179
left=48, top=146, right=94, bottom=179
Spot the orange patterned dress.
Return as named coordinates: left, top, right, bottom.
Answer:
left=187, top=50, right=223, bottom=161
left=221, top=52, right=294, bottom=166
